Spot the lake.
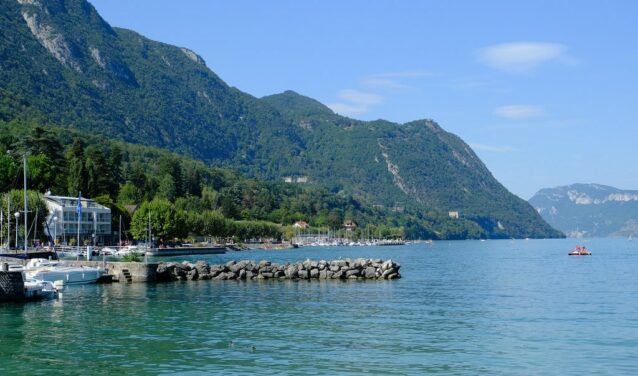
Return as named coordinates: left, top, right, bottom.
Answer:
left=1, top=238, right=637, bottom=375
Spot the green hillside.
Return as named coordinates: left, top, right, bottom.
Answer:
left=0, top=0, right=562, bottom=239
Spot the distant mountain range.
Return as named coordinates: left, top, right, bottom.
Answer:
left=0, top=0, right=562, bottom=238
left=529, top=183, right=638, bottom=237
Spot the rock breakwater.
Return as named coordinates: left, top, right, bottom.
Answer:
left=156, top=258, right=401, bottom=281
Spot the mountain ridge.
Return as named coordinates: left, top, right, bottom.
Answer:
left=530, top=183, right=638, bottom=237
left=0, top=0, right=562, bottom=239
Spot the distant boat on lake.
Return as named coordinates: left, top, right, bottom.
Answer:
left=568, top=245, right=592, bottom=256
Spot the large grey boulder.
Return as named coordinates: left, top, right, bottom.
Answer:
left=381, top=268, right=397, bottom=279
left=194, top=261, right=210, bottom=275
left=364, top=267, right=377, bottom=279
left=345, top=269, right=360, bottom=278
left=310, top=268, right=319, bottom=278
left=285, top=265, right=298, bottom=279
left=186, top=268, right=198, bottom=281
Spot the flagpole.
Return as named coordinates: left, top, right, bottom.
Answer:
left=77, top=192, right=81, bottom=259
left=6, top=196, right=9, bottom=249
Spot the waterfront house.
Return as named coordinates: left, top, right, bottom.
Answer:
left=44, top=194, right=112, bottom=245
left=343, top=220, right=357, bottom=231
left=293, top=221, right=309, bottom=229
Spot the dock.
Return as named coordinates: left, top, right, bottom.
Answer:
left=0, top=249, right=57, bottom=260
left=146, top=246, right=226, bottom=257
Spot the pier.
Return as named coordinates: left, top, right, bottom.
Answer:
left=146, top=246, right=226, bottom=257
left=66, top=258, right=402, bottom=282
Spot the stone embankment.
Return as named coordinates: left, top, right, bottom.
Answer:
left=156, top=258, right=401, bottom=281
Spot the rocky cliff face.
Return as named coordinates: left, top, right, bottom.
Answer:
left=530, top=184, right=638, bottom=237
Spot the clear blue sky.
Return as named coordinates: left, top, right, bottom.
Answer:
left=90, top=0, right=638, bottom=199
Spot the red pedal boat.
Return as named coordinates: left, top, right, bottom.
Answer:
left=569, top=245, right=592, bottom=256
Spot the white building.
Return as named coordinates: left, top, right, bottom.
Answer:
left=44, top=195, right=112, bottom=245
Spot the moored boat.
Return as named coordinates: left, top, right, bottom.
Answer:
left=24, top=258, right=105, bottom=285
left=23, top=278, right=60, bottom=300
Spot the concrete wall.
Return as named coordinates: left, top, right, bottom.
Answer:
left=0, top=271, right=25, bottom=301
left=67, top=261, right=158, bottom=282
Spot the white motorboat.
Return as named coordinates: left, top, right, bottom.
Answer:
left=114, top=246, right=141, bottom=257
left=24, top=258, right=105, bottom=285
left=23, top=278, right=60, bottom=300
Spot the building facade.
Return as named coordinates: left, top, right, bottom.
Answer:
left=44, top=195, right=112, bottom=245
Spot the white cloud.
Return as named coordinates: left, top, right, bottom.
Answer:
left=470, top=143, right=517, bottom=153
left=478, top=42, right=571, bottom=73
left=494, top=105, right=545, bottom=119
left=338, top=89, right=383, bottom=105
left=361, top=77, right=410, bottom=90
left=362, top=70, right=430, bottom=90
left=370, top=70, right=431, bottom=79
left=327, top=89, right=384, bottom=116
left=326, top=102, right=369, bottom=115
left=328, top=70, right=429, bottom=116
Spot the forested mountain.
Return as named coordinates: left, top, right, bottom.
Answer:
left=0, top=0, right=562, bottom=239
left=530, top=184, right=638, bottom=238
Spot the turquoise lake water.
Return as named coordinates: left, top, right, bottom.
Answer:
left=1, top=238, right=637, bottom=375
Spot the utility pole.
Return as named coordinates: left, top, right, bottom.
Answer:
left=119, top=214, right=122, bottom=247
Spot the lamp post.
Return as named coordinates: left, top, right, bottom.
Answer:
left=53, top=215, right=58, bottom=249
left=93, top=211, right=97, bottom=246
left=14, top=212, right=20, bottom=249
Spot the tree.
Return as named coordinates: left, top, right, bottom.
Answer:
left=130, top=198, right=186, bottom=242
left=85, top=145, right=110, bottom=198
left=158, top=156, right=183, bottom=197
left=0, top=190, right=50, bottom=245
left=0, top=154, right=18, bottom=192
left=157, top=175, right=177, bottom=201
left=93, top=195, right=131, bottom=243
left=24, top=126, right=65, bottom=192
left=200, top=210, right=226, bottom=237
left=67, top=156, right=86, bottom=196
left=183, top=163, right=202, bottom=197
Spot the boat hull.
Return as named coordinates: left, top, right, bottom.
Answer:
left=27, top=268, right=105, bottom=285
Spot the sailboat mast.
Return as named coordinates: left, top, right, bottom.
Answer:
left=23, top=154, right=27, bottom=255
left=77, top=193, right=81, bottom=257
left=34, top=206, right=38, bottom=246
left=7, top=195, right=9, bottom=248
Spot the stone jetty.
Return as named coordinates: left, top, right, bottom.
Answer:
left=155, top=258, right=401, bottom=281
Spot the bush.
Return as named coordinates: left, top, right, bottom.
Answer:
left=121, top=252, right=142, bottom=262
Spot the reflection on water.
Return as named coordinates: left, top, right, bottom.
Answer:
left=1, top=238, right=637, bottom=375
